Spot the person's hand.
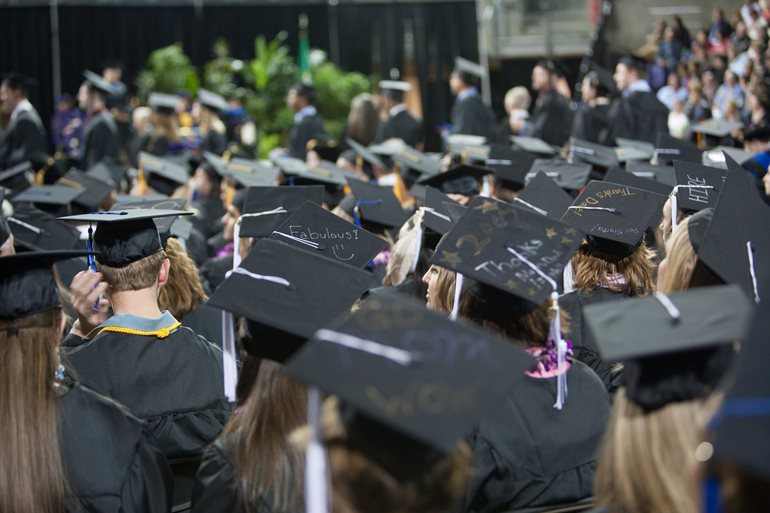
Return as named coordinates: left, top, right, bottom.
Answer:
left=70, top=270, right=110, bottom=336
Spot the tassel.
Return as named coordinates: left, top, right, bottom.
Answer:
left=449, top=273, right=463, bottom=321
left=233, top=217, right=243, bottom=269
left=305, top=387, right=329, bottom=513
left=86, top=223, right=101, bottom=312
left=480, top=175, right=492, bottom=198
left=221, top=310, right=237, bottom=403
left=549, top=291, right=568, bottom=410
left=137, top=162, right=148, bottom=195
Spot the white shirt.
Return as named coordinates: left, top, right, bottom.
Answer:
left=457, top=87, right=479, bottom=102
left=623, top=80, right=652, bottom=98
left=388, top=104, right=408, bottom=118
left=10, top=99, right=33, bottom=125
left=294, top=105, right=318, bottom=124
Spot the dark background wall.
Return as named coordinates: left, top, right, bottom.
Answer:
left=1, top=1, right=482, bottom=151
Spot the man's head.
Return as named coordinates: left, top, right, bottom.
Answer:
left=98, top=250, right=170, bottom=294
left=287, top=83, right=315, bottom=112
left=78, top=81, right=107, bottom=115
left=101, top=59, right=123, bottom=84
left=0, top=73, right=33, bottom=115
left=614, top=56, right=646, bottom=92
left=531, top=60, right=556, bottom=93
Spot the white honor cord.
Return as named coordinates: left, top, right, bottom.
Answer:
left=566, top=206, right=617, bottom=213
left=669, top=185, right=714, bottom=232
left=305, top=387, right=329, bottom=513
left=315, top=329, right=415, bottom=366
left=449, top=273, right=464, bottom=321
left=747, top=241, right=761, bottom=304
left=512, top=197, right=548, bottom=216
left=231, top=267, right=291, bottom=287
left=221, top=310, right=237, bottom=402
left=654, top=292, right=681, bottom=320
left=272, top=231, right=322, bottom=249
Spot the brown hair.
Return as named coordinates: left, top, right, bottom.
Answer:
left=150, top=110, right=180, bottom=144
left=346, top=94, right=379, bottom=147
left=594, top=389, right=716, bottom=513
left=0, top=309, right=67, bottom=513
left=570, top=240, right=657, bottom=295
left=657, top=218, right=724, bottom=294
left=158, top=238, right=206, bottom=319
left=224, top=360, right=307, bottom=513
left=199, top=106, right=226, bottom=136
left=98, top=250, right=167, bottom=293
left=716, top=462, right=770, bottom=513
left=431, top=266, right=457, bottom=314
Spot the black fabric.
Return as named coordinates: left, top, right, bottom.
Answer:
left=59, top=380, right=173, bottom=513
left=571, top=102, right=610, bottom=145
left=603, top=91, right=668, bottom=146
left=94, top=218, right=163, bottom=267
left=451, top=94, right=497, bottom=141
left=192, top=197, right=226, bottom=239
left=191, top=437, right=245, bottom=513
left=201, top=131, right=228, bottom=156
left=0, top=107, right=48, bottom=169
left=288, top=114, right=326, bottom=160
left=526, top=90, right=573, bottom=147
left=462, top=360, right=610, bottom=513
left=182, top=303, right=224, bottom=348
left=199, top=253, right=232, bottom=295
left=376, top=109, right=423, bottom=147
left=61, top=325, right=231, bottom=459
left=560, top=287, right=629, bottom=392
left=79, top=112, right=122, bottom=170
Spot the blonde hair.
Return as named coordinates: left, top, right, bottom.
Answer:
left=158, top=238, right=206, bottom=319
left=594, top=389, right=718, bottom=513
left=429, top=266, right=456, bottom=314
left=98, top=250, right=167, bottom=293
left=657, top=217, right=723, bottom=294
left=504, top=86, right=531, bottom=113
left=199, top=107, right=226, bottom=136
left=570, top=240, right=657, bottom=295
left=150, top=110, right=180, bottom=144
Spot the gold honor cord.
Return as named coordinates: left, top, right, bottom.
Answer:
left=98, top=321, right=182, bottom=339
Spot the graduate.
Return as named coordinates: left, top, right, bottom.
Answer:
left=0, top=250, right=172, bottom=512
left=77, top=70, right=122, bottom=169
left=522, top=60, right=573, bottom=147
left=0, top=72, right=47, bottom=169
left=197, top=89, right=229, bottom=155
left=449, top=58, right=497, bottom=141
left=58, top=209, right=230, bottom=460
left=376, top=79, right=423, bottom=147
left=285, top=83, right=326, bottom=160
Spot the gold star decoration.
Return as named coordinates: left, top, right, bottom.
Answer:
left=561, top=237, right=573, bottom=245
left=474, top=201, right=498, bottom=214
left=564, top=227, right=577, bottom=235
left=528, top=287, right=538, bottom=297
left=506, top=279, right=518, bottom=290
left=545, top=227, right=557, bottom=239
left=441, top=251, right=462, bottom=266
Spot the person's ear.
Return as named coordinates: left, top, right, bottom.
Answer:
left=157, top=258, right=171, bottom=288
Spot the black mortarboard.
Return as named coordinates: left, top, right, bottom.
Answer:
left=712, top=277, right=770, bottom=482
left=672, top=161, right=726, bottom=212
left=197, top=88, right=228, bottom=112
left=392, top=147, right=442, bottom=184
left=446, top=135, right=489, bottom=162
left=741, top=125, right=770, bottom=143
left=615, top=137, right=655, bottom=162
left=604, top=167, right=674, bottom=196
left=86, top=162, right=123, bottom=189
left=691, top=119, right=743, bottom=138
left=687, top=207, right=713, bottom=254
left=584, top=285, right=752, bottom=411
left=624, top=161, right=677, bottom=186
left=111, top=197, right=191, bottom=242
left=148, top=92, right=178, bottom=114
left=284, top=289, right=533, bottom=456
left=655, top=133, right=702, bottom=164
left=271, top=201, right=387, bottom=268
left=239, top=186, right=325, bottom=239
left=561, top=180, right=667, bottom=251
left=0, top=161, right=33, bottom=194
left=82, top=69, right=118, bottom=97
left=0, top=250, right=92, bottom=319
left=345, top=138, right=387, bottom=171
left=1, top=72, right=37, bottom=93
left=113, top=193, right=169, bottom=204
left=59, top=209, right=193, bottom=267
left=418, top=165, right=492, bottom=196
left=617, top=54, right=648, bottom=73
left=585, top=64, right=617, bottom=96
left=11, top=185, right=82, bottom=216
left=513, top=171, right=573, bottom=220
left=697, top=171, right=770, bottom=301
left=274, top=158, right=354, bottom=187
left=9, top=205, right=82, bottom=251
left=138, top=152, right=188, bottom=195
left=485, top=146, right=537, bottom=190
left=56, top=169, right=113, bottom=211
left=717, top=147, right=754, bottom=168
left=379, top=79, right=411, bottom=101
left=454, top=57, right=485, bottom=79
left=569, top=137, right=619, bottom=169
left=207, top=238, right=372, bottom=362
left=433, top=196, right=583, bottom=306
left=423, top=186, right=459, bottom=237
left=511, top=136, right=558, bottom=156
left=346, top=178, right=407, bottom=229
left=527, top=159, right=592, bottom=193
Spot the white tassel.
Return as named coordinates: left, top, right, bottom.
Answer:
left=670, top=185, right=715, bottom=233
left=221, top=309, right=237, bottom=402
left=410, top=223, right=423, bottom=274
left=233, top=217, right=244, bottom=269
left=480, top=175, right=492, bottom=198
left=549, top=291, right=568, bottom=410
left=747, top=241, right=760, bottom=304
left=449, top=273, right=463, bottom=321
left=305, top=387, right=329, bottom=513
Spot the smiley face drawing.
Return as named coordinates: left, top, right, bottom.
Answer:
left=331, top=243, right=355, bottom=262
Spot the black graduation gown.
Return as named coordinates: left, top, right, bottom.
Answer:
left=193, top=197, right=227, bottom=240
left=136, top=132, right=172, bottom=157
left=183, top=303, right=224, bottom=348
left=116, top=118, right=137, bottom=166
left=288, top=114, right=326, bottom=160
left=602, top=91, right=668, bottom=146
left=451, top=94, right=497, bottom=141
left=376, top=110, right=423, bottom=147
left=526, top=90, right=573, bottom=147
left=199, top=254, right=234, bottom=295
left=201, top=131, right=228, bottom=156
left=571, top=103, right=611, bottom=144
left=80, top=111, right=121, bottom=170
left=61, top=323, right=230, bottom=459
left=60, top=379, right=172, bottom=513
left=560, top=287, right=629, bottom=392
left=462, top=360, right=610, bottom=513
left=0, top=107, right=48, bottom=168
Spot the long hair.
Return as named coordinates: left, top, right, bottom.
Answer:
left=0, top=309, right=67, bottom=513
left=657, top=218, right=723, bottom=294
left=594, top=389, right=716, bottom=513
left=199, top=107, right=226, bottom=136
left=150, top=111, right=180, bottom=144
left=158, top=238, right=207, bottom=319
left=346, top=94, right=379, bottom=147
left=224, top=360, right=307, bottom=513
left=570, top=240, right=657, bottom=295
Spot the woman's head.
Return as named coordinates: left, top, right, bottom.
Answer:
left=346, top=93, right=380, bottom=147
left=157, top=238, right=207, bottom=319
left=150, top=110, right=180, bottom=142
left=421, top=265, right=455, bottom=313
left=657, top=213, right=723, bottom=293
left=193, top=162, right=221, bottom=199
left=570, top=239, right=657, bottom=295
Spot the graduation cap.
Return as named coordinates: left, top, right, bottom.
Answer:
left=346, top=178, right=408, bottom=229
left=345, top=138, right=387, bottom=171
left=0, top=250, right=92, bottom=319
left=271, top=201, right=387, bottom=268
left=568, top=137, right=619, bottom=169
left=418, top=165, right=492, bottom=196
left=697, top=171, right=770, bottom=302
left=654, top=133, right=702, bottom=165
left=86, top=162, right=123, bottom=189
left=446, top=134, right=488, bottom=158
left=379, top=79, right=411, bottom=101
left=238, top=185, right=325, bottom=239
left=284, top=289, right=534, bottom=459
left=615, top=137, right=655, bottom=162
left=392, top=147, right=442, bottom=185
left=368, top=141, right=408, bottom=158
left=604, top=167, right=673, bottom=197
left=561, top=180, right=667, bottom=254
left=433, top=196, right=584, bottom=306
left=513, top=171, right=573, bottom=220
left=691, top=119, right=743, bottom=138
left=422, top=186, right=459, bottom=237
left=274, top=158, right=352, bottom=187
left=511, top=136, right=558, bottom=156
left=148, top=92, right=178, bottom=114
left=207, top=238, right=372, bottom=362
left=9, top=205, right=83, bottom=251
left=11, top=185, right=82, bottom=216
left=526, top=159, right=592, bottom=193
left=583, top=284, right=752, bottom=411
left=672, top=160, right=726, bottom=213
left=712, top=278, right=770, bottom=482
left=485, top=146, right=537, bottom=190
left=454, top=57, right=485, bottom=79
left=111, top=197, right=191, bottom=242
left=624, top=161, right=677, bottom=186
left=704, top=147, right=754, bottom=169
left=59, top=208, right=193, bottom=268
left=197, top=88, right=228, bottom=112
left=137, top=152, right=188, bottom=195
left=1, top=72, right=37, bottom=93
left=0, top=162, right=33, bottom=194
left=584, top=64, right=617, bottom=96
left=56, top=169, right=114, bottom=211
left=82, top=69, right=118, bottom=97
